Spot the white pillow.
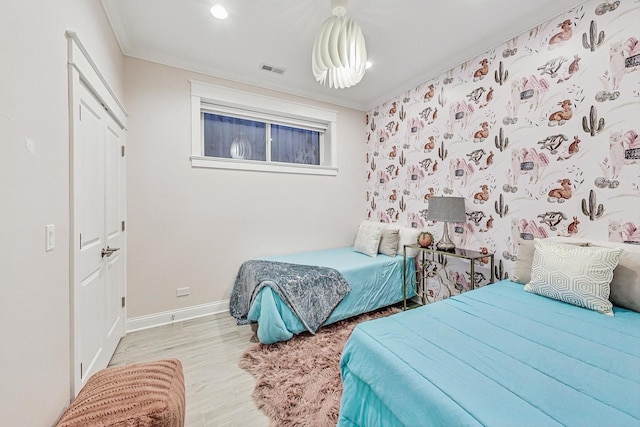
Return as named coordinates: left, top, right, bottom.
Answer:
left=524, top=239, right=622, bottom=316
left=397, top=227, right=421, bottom=257
left=353, top=222, right=383, bottom=257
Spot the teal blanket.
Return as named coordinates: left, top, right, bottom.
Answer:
left=339, top=280, right=640, bottom=426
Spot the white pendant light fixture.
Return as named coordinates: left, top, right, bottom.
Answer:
left=311, top=0, right=367, bottom=89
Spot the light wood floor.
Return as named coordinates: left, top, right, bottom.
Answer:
left=109, top=312, right=269, bottom=427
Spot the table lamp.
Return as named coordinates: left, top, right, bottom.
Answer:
left=426, top=196, right=466, bottom=252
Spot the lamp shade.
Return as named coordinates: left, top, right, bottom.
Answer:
left=427, top=197, right=466, bottom=223
left=311, top=5, right=367, bottom=89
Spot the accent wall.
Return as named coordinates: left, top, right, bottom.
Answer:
left=365, top=0, right=640, bottom=300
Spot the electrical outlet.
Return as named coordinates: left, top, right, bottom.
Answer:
left=176, top=287, right=190, bottom=297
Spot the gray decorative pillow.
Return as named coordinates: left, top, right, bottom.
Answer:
left=379, top=227, right=400, bottom=257
left=512, top=238, right=536, bottom=284
left=524, top=240, right=622, bottom=316
left=609, top=250, right=640, bottom=312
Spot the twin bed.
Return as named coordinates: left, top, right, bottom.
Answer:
left=232, top=246, right=414, bottom=344
left=338, top=237, right=640, bottom=426
left=230, top=222, right=420, bottom=344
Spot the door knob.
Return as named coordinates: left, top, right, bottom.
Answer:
left=101, top=246, right=120, bottom=258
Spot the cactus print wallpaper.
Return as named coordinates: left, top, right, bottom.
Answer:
left=365, top=0, right=640, bottom=301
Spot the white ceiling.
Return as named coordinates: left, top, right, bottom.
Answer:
left=102, top=0, right=587, bottom=111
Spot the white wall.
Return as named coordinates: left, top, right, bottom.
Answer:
left=0, top=1, right=123, bottom=425
left=124, top=57, right=366, bottom=318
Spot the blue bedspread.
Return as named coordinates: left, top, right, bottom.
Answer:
left=338, top=280, right=640, bottom=427
left=247, top=247, right=415, bottom=344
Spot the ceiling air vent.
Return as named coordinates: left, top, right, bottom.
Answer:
left=259, top=63, right=286, bottom=75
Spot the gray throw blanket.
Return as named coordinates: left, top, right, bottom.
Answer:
left=229, top=260, right=351, bottom=334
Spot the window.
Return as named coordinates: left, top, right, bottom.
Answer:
left=270, top=124, right=320, bottom=165
left=201, top=113, right=321, bottom=165
left=203, top=114, right=267, bottom=161
left=191, top=81, right=338, bottom=175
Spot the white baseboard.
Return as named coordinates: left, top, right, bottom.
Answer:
left=126, top=299, right=230, bottom=333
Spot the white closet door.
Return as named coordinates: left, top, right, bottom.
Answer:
left=72, top=80, right=126, bottom=393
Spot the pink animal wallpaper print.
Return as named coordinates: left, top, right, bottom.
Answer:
left=365, top=0, right=640, bottom=301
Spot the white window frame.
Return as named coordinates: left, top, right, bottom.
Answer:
left=190, top=81, right=338, bottom=176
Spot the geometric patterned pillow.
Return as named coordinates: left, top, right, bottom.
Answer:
left=524, top=239, right=623, bottom=316
left=512, top=238, right=593, bottom=284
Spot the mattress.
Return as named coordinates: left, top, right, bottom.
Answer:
left=338, top=280, right=640, bottom=427
left=247, top=247, right=415, bottom=344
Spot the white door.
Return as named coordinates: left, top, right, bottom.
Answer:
left=72, top=80, right=126, bottom=393
left=104, top=106, right=125, bottom=360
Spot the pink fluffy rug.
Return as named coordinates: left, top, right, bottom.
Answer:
left=239, top=307, right=400, bottom=427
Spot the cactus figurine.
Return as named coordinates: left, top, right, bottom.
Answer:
left=494, top=61, right=509, bottom=85
left=582, top=20, right=605, bottom=52
left=494, top=127, right=509, bottom=152
left=438, top=141, right=448, bottom=160
left=495, top=193, right=509, bottom=218
left=582, top=105, right=605, bottom=136
left=581, top=189, right=604, bottom=220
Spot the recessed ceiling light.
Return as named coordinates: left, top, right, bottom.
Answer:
left=210, top=5, right=228, bottom=20
left=366, top=61, right=372, bottom=69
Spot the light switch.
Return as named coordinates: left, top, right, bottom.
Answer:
left=45, top=224, right=55, bottom=251
left=25, top=138, right=35, bottom=154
